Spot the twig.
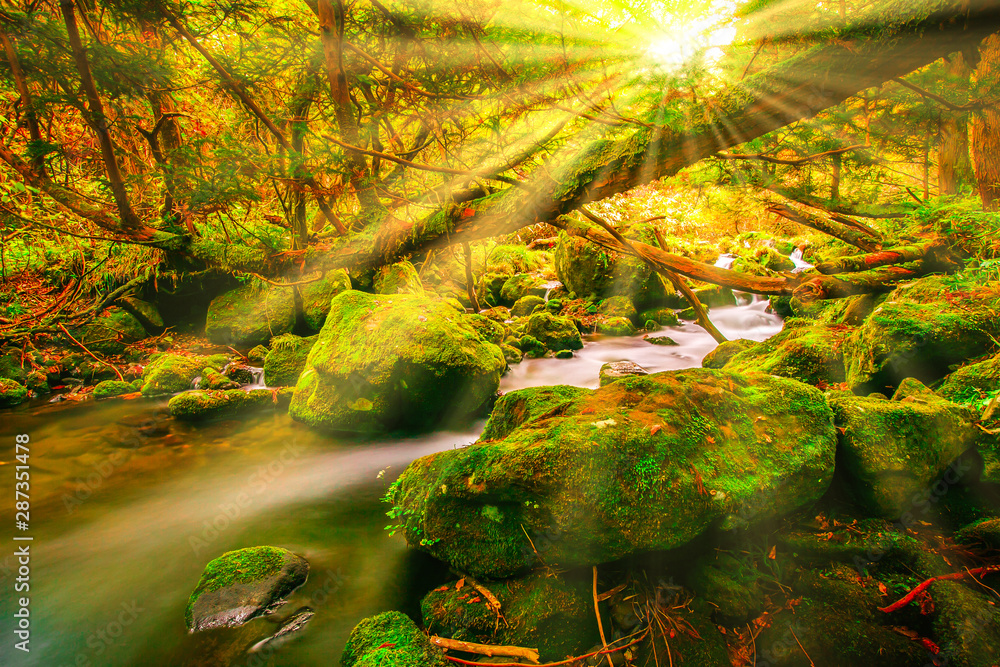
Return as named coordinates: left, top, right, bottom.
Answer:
left=430, top=636, right=538, bottom=664
left=57, top=322, right=123, bottom=381
left=789, top=627, right=815, bottom=667
left=442, top=630, right=648, bottom=666
left=593, top=566, right=612, bottom=667
left=879, top=565, right=1000, bottom=613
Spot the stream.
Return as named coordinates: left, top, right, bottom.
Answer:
left=0, top=301, right=782, bottom=667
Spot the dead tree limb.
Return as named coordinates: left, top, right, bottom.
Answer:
left=792, top=263, right=930, bottom=302
left=767, top=203, right=882, bottom=252
left=814, top=239, right=957, bottom=274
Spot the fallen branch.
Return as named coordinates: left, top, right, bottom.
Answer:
left=879, top=565, right=1000, bottom=613
left=717, top=144, right=868, bottom=166
left=430, top=636, right=539, bottom=663
left=814, top=239, right=956, bottom=275
left=57, top=323, right=124, bottom=381
left=441, top=629, right=648, bottom=667
left=792, top=262, right=930, bottom=302
left=768, top=203, right=882, bottom=252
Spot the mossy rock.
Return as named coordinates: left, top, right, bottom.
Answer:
left=25, top=370, right=49, bottom=394
left=768, top=295, right=794, bottom=318
left=702, top=339, right=757, bottom=369
left=290, top=291, right=505, bottom=434
left=693, top=284, right=738, bottom=309
left=510, top=295, right=545, bottom=318
left=197, top=367, right=239, bottom=391
left=479, top=306, right=510, bottom=323
left=639, top=307, right=679, bottom=327
left=205, top=285, right=296, bottom=348
left=224, top=364, right=257, bottom=385
left=645, top=335, right=678, bottom=345
left=391, top=369, right=837, bottom=578
left=955, top=518, right=1000, bottom=550
left=67, top=308, right=147, bottom=356
left=263, top=334, right=317, bottom=387
left=939, top=352, right=1000, bottom=405
left=247, top=345, right=269, bottom=364
left=553, top=231, right=668, bottom=307
left=0, top=351, right=27, bottom=383
left=119, top=296, right=164, bottom=331
left=499, top=273, right=546, bottom=305
left=421, top=572, right=596, bottom=661
left=517, top=334, right=547, bottom=359
left=341, top=611, right=447, bottom=667
left=185, top=546, right=308, bottom=632
left=500, top=344, right=523, bottom=364
left=485, top=244, right=551, bottom=274
left=168, top=388, right=293, bottom=420
left=93, top=380, right=135, bottom=400
left=930, top=579, right=1000, bottom=667
left=829, top=388, right=979, bottom=519
left=722, top=319, right=848, bottom=386
left=598, top=361, right=648, bottom=386
left=465, top=314, right=506, bottom=345
left=842, top=274, right=1000, bottom=391
left=598, top=295, right=637, bottom=320
left=478, top=274, right=511, bottom=306
left=689, top=554, right=764, bottom=625
left=522, top=312, right=583, bottom=352
left=0, top=378, right=28, bottom=407
left=141, top=353, right=229, bottom=397
left=299, top=269, right=352, bottom=331
left=373, top=261, right=423, bottom=295
left=596, top=316, right=636, bottom=337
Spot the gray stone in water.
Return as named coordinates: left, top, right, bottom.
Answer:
left=645, top=336, right=679, bottom=346
left=248, top=606, right=315, bottom=653
left=598, top=361, right=648, bottom=387
left=186, top=546, right=309, bottom=633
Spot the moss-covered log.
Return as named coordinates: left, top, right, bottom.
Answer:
left=792, top=263, right=930, bottom=302
left=767, top=203, right=882, bottom=252
left=814, top=239, right=958, bottom=275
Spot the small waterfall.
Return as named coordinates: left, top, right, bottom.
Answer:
left=714, top=253, right=738, bottom=270
left=190, top=375, right=202, bottom=390
left=789, top=247, right=815, bottom=273
left=540, top=280, right=562, bottom=302
left=246, top=367, right=266, bottom=389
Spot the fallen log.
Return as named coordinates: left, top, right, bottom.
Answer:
left=768, top=203, right=882, bottom=252
left=430, top=636, right=540, bottom=664
left=792, top=262, right=929, bottom=302
left=814, top=239, right=957, bottom=275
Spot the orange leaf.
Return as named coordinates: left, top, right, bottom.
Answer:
left=581, top=406, right=595, bottom=415
left=456, top=578, right=465, bottom=591
left=650, top=425, right=662, bottom=435
left=767, top=545, right=777, bottom=560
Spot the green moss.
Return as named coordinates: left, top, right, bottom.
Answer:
left=499, top=273, right=545, bottom=305
left=289, top=291, right=505, bottom=433
left=168, top=388, right=293, bottom=420
left=373, top=261, right=423, bottom=295
left=0, top=351, right=27, bottom=383
left=703, top=339, right=757, bottom=369
left=485, top=244, right=551, bottom=274
left=596, top=316, right=636, bottom=336
left=511, top=295, right=545, bottom=318
left=67, top=308, right=147, bottom=356
left=93, top=380, right=135, bottom=400
left=500, top=343, right=523, bottom=364
left=342, top=611, right=447, bottom=667
left=554, top=231, right=669, bottom=308
left=392, top=369, right=836, bottom=578
left=598, top=295, right=637, bottom=319
left=140, top=354, right=207, bottom=396
left=724, top=319, right=848, bottom=386
left=522, top=312, right=583, bottom=351
left=247, top=345, right=269, bottom=364
left=263, top=334, right=316, bottom=386
left=0, top=378, right=28, bottom=407
left=465, top=314, right=506, bottom=344
left=640, top=307, right=679, bottom=327
left=205, top=284, right=296, bottom=348
left=299, top=269, right=352, bottom=331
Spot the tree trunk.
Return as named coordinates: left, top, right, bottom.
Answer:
left=937, top=52, right=972, bottom=195
left=814, top=239, right=958, bottom=274
left=971, top=34, right=1000, bottom=210
left=60, top=0, right=148, bottom=237
left=793, top=263, right=931, bottom=302
left=0, top=29, right=45, bottom=174
left=831, top=152, right=842, bottom=202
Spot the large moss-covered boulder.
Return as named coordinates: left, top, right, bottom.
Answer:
left=0, top=350, right=27, bottom=383
left=422, top=573, right=596, bottom=661
left=596, top=316, right=636, bottom=337
left=263, top=334, right=317, bottom=387
left=300, top=269, right=352, bottom=331
left=140, top=353, right=229, bottom=397
left=185, top=546, right=308, bottom=632
left=373, top=261, right=424, bottom=295
left=290, top=291, right=505, bottom=433
left=939, top=352, right=1000, bottom=404
left=702, top=339, right=757, bottom=369
left=554, top=231, right=668, bottom=307
left=722, top=319, right=849, bottom=386
left=342, top=611, right=447, bottom=667
left=510, top=294, right=545, bottom=318
left=465, top=314, right=506, bottom=345
left=93, top=380, right=136, bottom=400
left=521, top=312, right=583, bottom=352
left=0, top=378, right=28, bottom=407
left=68, top=307, right=147, bottom=355
left=390, top=369, right=837, bottom=578
left=843, top=274, right=1000, bottom=391
left=500, top=273, right=546, bottom=305
left=829, top=387, right=979, bottom=519
left=168, top=387, right=293, bottom=420
left=206, top=285, right=296, bottom=348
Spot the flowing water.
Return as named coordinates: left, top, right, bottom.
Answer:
left=0, top=301, right=781, bottom=667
